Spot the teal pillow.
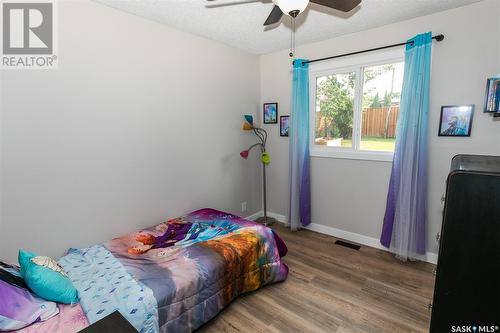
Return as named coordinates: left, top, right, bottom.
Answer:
left=18, top=250, right=78, bottom=304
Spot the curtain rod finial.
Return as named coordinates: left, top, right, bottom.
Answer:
left=435, top=34, right=445, bottom=42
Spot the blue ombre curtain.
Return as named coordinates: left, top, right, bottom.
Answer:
left=288, top=59, right=311, bottom=231
left=380, top=33, right=432, bottom=260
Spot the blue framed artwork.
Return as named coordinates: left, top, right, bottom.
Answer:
left=263, top=103, right=278, bottom=124
left=484, top=76, right=500, bottom=117
left=280, top=115, right=289, bottom=137
left=438, top=105, right=474, bottom=137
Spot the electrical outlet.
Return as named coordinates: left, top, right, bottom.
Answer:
left=241, top=201, right=247, bottom=212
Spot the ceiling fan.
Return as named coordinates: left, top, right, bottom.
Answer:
left=206, top=0, right=362, bottom=26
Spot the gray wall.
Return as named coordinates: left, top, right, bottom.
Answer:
left=260, top=0, right=500, bottom=255
left=0, top=0, right=262, bottom=261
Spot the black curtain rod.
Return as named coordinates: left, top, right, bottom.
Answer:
left=295, top=34, right=445, bottom=66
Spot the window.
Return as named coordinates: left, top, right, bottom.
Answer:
left=310, top=49, right=404, bottom=161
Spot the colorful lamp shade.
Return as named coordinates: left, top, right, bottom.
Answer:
left=261, top=152, right=271, bottom=165
left=240, top=150, right=249, bottom=159
left=244, top=115, right=254, bottom=125
left=242, top=123, right=253, bottom=131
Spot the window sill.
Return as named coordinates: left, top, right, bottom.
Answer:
left=310, top=147, right=394, bottom=162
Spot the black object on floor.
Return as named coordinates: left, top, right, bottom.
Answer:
left=430, top=154, right=500, bottom=332
left=335, top=240, right=361, bottom=250
left=79, top=311, right=137, bottom=333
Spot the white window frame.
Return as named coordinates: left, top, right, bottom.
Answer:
left=309, top=48, right=404, bottom=162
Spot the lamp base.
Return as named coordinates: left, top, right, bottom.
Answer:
left=255, top=216, right=278, bottom=227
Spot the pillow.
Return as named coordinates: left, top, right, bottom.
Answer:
left=18, top=250, right=78, bottom=304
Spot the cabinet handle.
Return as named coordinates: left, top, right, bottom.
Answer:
left=441, top=194, right=446, bottom=205
left=436, top=233, right=440, bottom=242
left=428, top=303, right=433, bottom=311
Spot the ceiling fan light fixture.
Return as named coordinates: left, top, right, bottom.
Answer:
left=273, top=0, right=309, bottom=17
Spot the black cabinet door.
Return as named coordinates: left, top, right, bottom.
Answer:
left=430, top=172, right=500, bottom=332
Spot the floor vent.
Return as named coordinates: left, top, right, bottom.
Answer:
left=335, top=240, right=361, bottom=250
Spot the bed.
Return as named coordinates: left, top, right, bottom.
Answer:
left=17, top=208, right=288, bottom=333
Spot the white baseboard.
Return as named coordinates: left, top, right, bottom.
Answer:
left=267, top=211, right=287, bottom=223
left=245, top=210, right=437, bottom=265
left=244, top=211, right=265, bottom=221
left=245, top=211, right=287, bottom=225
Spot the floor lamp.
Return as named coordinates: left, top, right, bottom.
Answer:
left=240, top=115, right=276, bottom=226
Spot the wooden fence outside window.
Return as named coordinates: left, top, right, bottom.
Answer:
left=361, top=106, right=399, bottom=138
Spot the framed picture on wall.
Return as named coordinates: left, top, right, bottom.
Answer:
left=280, top=116, right=290, bottom=137
left=263, top=103, right=278, bottom=124
left=438, top=105, right=475, bottom=137
left=484, top=76, right=500, bottom=114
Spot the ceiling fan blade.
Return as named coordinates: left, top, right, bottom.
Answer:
left=264, top=5, right=283, bottom=26
left=310, top=0, right=361, bottom=12
left=206, top=0, right=260, bottom=8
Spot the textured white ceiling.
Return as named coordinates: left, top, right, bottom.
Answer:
left=95, top=0, right=483, bottom=54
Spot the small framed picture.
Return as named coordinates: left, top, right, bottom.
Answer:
left=263, top=103, right=278, bottom=124
left=484, top=77, right=500, bottom=113
left=280, top=115, right=290, bottom=137
left=438, top=105, right=474, bottom=137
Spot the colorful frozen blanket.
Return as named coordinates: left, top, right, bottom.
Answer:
left=46, top=208, right=288, bottom=333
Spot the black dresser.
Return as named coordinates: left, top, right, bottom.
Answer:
left=430, top=155, right=500, bottom=332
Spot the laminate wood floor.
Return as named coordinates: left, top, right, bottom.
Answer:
left=200, top=224, right=436, bottom=333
